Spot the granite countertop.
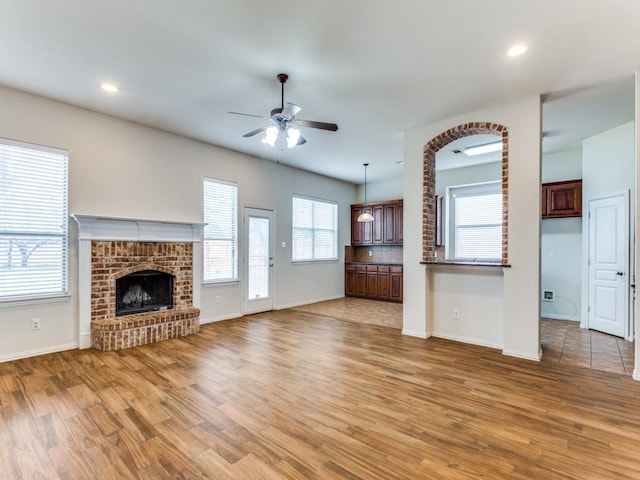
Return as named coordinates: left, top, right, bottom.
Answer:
left=345, top=262, right=404, bottom=266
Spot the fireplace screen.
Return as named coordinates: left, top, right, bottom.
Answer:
left=115, top=270, right=174, bottom=316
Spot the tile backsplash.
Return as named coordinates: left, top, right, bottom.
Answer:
left=345, top=245, right=403, bottom=264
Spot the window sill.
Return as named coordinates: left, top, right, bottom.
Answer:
left=0, top=293, right=71, bottom=309
left=292, top=259, right=339, bottom=265
left=420, top=261, right=511, bottom=268
left=202, top=280, right=239, bottom=287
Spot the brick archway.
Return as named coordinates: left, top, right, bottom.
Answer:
left=422, top=122, right=509, bottom=263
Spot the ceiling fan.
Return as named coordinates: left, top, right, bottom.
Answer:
left=229, top=73, right=338, bottom=148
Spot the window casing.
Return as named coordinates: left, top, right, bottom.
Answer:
left=0, top=139, right=68, bottom=301
left=203, top=178, right=238, bottom=283
left=446, top=181, right=502, bottom=262
left=292, top=195, right=338, bottom=262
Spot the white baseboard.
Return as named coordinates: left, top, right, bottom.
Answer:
left=0, top=342, right=77, bottom=363
left=276, top=294, right=345, bottom=311
left=200, top=312, right=243, bottom=325
left=633, top=369, right=640, bottom=382
left=502, top=348, right=542, bottom=361
left=432, top=331, right=503, bottom=351
left=541, top=313, right=580, bottom=321
left=402, top=329, right=430, bottom=339
left=79, top=333, right=92, bottom=349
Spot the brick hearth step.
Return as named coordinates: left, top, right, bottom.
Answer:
left=91, top=307, right=200, bottom=351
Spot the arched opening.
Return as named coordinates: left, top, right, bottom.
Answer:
left=422, top=122, right=509, bottom=264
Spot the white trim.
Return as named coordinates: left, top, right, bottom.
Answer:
left=275, top=294, right=345, bottom=311
left=633, top=369, right=640, bottom=381
left=71, top=214, right=205, bottom=242
left=540, top=313, right=580, bottom=321
left=199, top=312, right=243, bottom=324
left=502, top=347, right=542, bottom=361
left=0, top=342, right=77, bottom=363
left=433, top=331, right=503, bottom=351
left=0, top=294, right=71, bottom=308
left=402, top=328, right=430, bottom=339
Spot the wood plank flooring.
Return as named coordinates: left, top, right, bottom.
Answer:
left=1, top=308, right=640, bottom=479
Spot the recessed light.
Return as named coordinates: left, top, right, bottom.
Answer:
left=100, top=83, right=119, bottom=93
left=507, top=44, right=528, bottom=57
left=463, top=141, right=503, bottom=157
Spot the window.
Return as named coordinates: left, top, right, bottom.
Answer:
left=447, top=181, right=502, bottom=261
left=203, top=178, right=238, bottom=283
left=0, top=139, right=68, bottom=300
left=292, top=195, right=338, bottom=262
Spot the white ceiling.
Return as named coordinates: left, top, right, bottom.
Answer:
left=0, top=1, right=637, bottom=184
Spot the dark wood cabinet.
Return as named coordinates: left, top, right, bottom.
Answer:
left=542, top=179, right=582, bottom=218
left=351, top=200, right=403, bottom=246
left=390, top=266, right=403, bottom=302
left=345, top=264, right=356, bottom=296
left=377, top=266, right=390, bottom=300
left=355, top=265, right=367, bottom=297
left=372, top=205, right=384, bottom=244
left=366, top=265, right=378, bottom=296
left=345, top=263, right=402, bottom=303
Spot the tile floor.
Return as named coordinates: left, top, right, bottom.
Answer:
left=540, top=318, right=634, bottom=375
left=291, top=299, right=635, bottom=376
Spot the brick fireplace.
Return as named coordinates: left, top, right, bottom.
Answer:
left=72, top=215, right=205, bottom=350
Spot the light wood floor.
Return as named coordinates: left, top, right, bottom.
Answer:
left=2, top=306, right=640, bottom=479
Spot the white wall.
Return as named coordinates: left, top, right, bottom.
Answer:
left=356, top=176, right=403, bottom=203
left=582, top=121, right=635, bottom=333
left=0, top=85, right=356, bottom=361
left=404, top=96, right=541, bottom=360
left=541, top=149, right=582, bottom=320
left=435, top=162, right=501, bottom=196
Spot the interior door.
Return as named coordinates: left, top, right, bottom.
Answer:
left=243, top=207, right=275, bottom=314
left=588, top=192, right=629, bottom=338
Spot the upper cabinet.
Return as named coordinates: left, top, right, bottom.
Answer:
left=542, top=179, right=582, bottom=219
left=351, top=200, right=403, bottom=245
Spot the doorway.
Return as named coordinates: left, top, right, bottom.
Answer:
left=243, top=207, right=275, bottom=314
left=587, top=192, right=629, bottom=338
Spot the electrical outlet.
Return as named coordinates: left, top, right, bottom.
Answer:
left=31, top=318, right=41, bottom=330
left=215, top=295, right=221, bottom=304
left=453, top=308, right=460, bottom=319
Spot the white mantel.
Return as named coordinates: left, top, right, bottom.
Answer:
left=71, top=214, right=205, bottom=349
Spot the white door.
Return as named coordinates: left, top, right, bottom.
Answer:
left=588, top=192, right=629, bottom=338
left=243, top=207, right=275, bottom=314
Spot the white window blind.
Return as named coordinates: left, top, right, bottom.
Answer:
left=292, top=195, right=338, bottom=262
left=449, top=182, right=502, bottom=261
left=203, top=178, right=238, bottom=283
left=0, top=139, right=68, bottom=300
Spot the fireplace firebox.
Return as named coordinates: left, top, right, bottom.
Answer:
left=116, top=270, right=174, bottom=316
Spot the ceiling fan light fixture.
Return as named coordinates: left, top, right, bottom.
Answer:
left=286, top=127, right=301, bottom=148
left=262, top=126, right=279, bottom=147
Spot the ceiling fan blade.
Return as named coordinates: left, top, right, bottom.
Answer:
left=229, top=111, right=267, bottom=119
left=281, top=102, right=301, bottom=118
left=243, top=126, right=268, bottom=138
left=298, top=119, right=339, bottom=132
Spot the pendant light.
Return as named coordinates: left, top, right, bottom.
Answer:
left=357, top=163, right=374, bottom=222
